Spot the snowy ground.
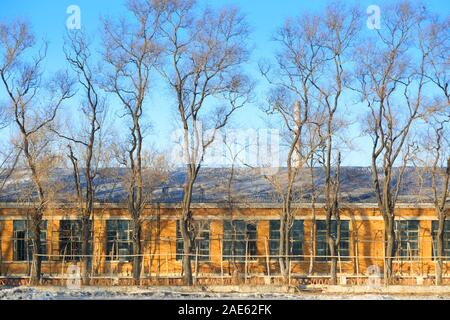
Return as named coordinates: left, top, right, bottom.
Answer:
left=1, top=286, right=450, bottom=300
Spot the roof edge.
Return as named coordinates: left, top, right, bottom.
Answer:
left=0, top=202, right=437, bottom=210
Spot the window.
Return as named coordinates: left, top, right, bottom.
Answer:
left=269, top=220, right=304, bottom=260
left=223, top=220, right=257, bottom=261
left=13, top=220, right=47, bottom=261
left=432, top=221, right=450, bottom=259
left=395, top=220, right=419, bottom=260
left=176, top=221, right=210, bottom=261
left=316, top=220, right=350, bottom=261
left=106, top=220, right=133, bottom=261
left=59, top=220, right=92, bottom=261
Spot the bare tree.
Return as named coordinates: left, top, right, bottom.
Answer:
left=306, top=152, right=319, bottom=275
left=101, top=0, right=165, bottom=283
left=422, top=17, right=450, bottom=104
left=432, top=125, right=449, bottom=286
left=261, top=2, right=358, bottom=284
left=419, top=15, right=450, bottom=285
left=0, top=20, right=74, bottom=283
left=354, top=2, right=429, bottom=283
left=309, top=3, right=360, bottom=285
left=159, top=0, right=252, bottom=285
left=260, top=11, right=325, bottom=282
left=0, top=52, right=19, bottom=209
left=52, top=30, right=108, bottom=285
left=419, top=118, right=449, bottom=285
left=222, top=134, right=249, bottom=277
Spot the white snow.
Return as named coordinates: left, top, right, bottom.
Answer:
left=1, top=286, right=450, bottom=300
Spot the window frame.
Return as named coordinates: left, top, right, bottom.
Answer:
left=269, top=220, right=304, bottom=261
left=13, top=220, right=48, bottom=262
left=432, top=220, right=450, bottom=261
left=315, top=220, right=350, bottom=262
left=59, top=219, right=93, bottom=261
left=394, top=220, right=420, bottom=262
left=176, top=221, right=211, bottom=262
left=105, top=220, right=133, bottom=262
left=222, top=220, right=258, bottom=262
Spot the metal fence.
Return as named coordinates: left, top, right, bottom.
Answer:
left=1, top=236, right=449, bottom=286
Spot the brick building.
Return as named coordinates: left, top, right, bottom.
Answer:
left=0, top=167, right=448, bottom=285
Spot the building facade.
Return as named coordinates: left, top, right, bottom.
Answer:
left=0, top=202, right=448, bottom=285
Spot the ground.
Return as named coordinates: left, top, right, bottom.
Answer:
left=1, top=286, right=450, bottom=300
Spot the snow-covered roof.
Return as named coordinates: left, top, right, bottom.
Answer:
left=0, top=167, right=445, bottom=205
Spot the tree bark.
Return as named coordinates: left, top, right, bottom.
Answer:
left=384, top=216, right=395, bottom=284
left=132, top=220, right=142, bottom=283
left=30, top=215, right=42, bottom=285
left=181, top=171, right=196, bottom=286
left=436, top=214, right=445, bottom=285
left=278, top=211, right=288, bottom=281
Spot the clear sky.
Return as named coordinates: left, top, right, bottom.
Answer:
left=1, top=0, right=449, bottom=167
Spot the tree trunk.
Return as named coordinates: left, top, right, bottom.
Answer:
left=326, top=218, right=337, bottom=285
left=81, top=217, right=91, bottom=285
left=132, top=220, right=142, bottom=284
left=308, top=219, right=316, bottom=275
left=180, top=166, right=196, bottom=286
left=180, top=213, right=193, bottom=286
left=30, top=217, right=42, bottom=285
left=436, top=215, right=445, bottom=285
left=384, top=217, right=395, bottom=284
left=278, top=213, right=288, bottom=282
left=330, top=245, right=337, bottom=285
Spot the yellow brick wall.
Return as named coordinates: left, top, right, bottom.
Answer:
left=0, top=205, right=448, bottom=279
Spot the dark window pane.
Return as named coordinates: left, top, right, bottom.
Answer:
left=431, top=221, right=450, bottom=259
left=223, top=220, right=257, bottom=262
left=269, top=220, right=280, bottom=257
left=395, top=220, right=419, bottom=261
left=316, top=220, right=350, bottom=262
left=269, top=220, right=304, bottom=260
left=106, top=220, right=133, bottom=261
left=59, top=220, right=92, bottom=261
left=176, top=221, right=210, bottom=261
left=13, top=220, right=47, bottom=262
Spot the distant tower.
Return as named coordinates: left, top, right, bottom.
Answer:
left=293, top=101, right=302, bottom=168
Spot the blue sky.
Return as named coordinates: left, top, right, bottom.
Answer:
left=1, top=0, right=449, bottom=166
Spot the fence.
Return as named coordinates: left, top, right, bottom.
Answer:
left=1, top=235, right=449, bottom=286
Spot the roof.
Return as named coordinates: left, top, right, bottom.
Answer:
left=0, top=167, right=446, bottom=205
